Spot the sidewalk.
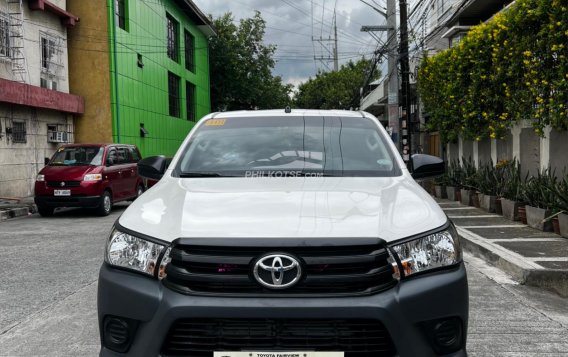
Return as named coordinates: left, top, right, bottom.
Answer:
left=0, top=197, right=35, bottom=221
left=436, top=198, right=568, bottom=297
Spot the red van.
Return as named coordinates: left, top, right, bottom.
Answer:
left=34, top=144, right=145, bottom=217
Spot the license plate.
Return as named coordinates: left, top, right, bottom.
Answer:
left=214, top=353, right=344, bottom=357
left=54, top=190, right=71, bottom=196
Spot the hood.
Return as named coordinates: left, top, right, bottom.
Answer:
left=119, top=176, right=447, bottom=244
left=40, top=165, right=99, bottom=181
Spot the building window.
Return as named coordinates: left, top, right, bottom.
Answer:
left=168, top=72, right=180, bottom=117
left=115, top=0, right=128, bottom=31
left=40, top=34, right=62, bottom=75
left=166, top=13, right=179, bottom=62
left=184, top=30, right=195, bottom=72
left=186, top=81, right=196, bottom=121
left=12, top=121, right=26, bottom=143
left=0, top=14, right=10, bottom=57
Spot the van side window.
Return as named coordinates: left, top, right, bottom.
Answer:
left=129, top=147, right=141, bottom=163
left=107, top=149, right=117, bottom=166
left=116, top=147, right=129, bottom=164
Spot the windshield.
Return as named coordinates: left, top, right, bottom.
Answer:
left=175, top=116, right=400, bottom=177
left=49, top=146, right=104, bottom=166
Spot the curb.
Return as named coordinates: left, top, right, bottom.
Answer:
left=457, top=226, right=568, bottom=298
left=0, top=207, right=31, bottom=221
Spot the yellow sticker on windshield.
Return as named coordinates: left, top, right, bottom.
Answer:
left=205, top=119, right=226, bottom=126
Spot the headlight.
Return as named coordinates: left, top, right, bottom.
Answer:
left=389, top=226, right=462, bottom=279
left=105, top=228, right=168, bottom=277
left=84, top=174, right=102, bottom=181
left=36, top=174, right=45, bottom=182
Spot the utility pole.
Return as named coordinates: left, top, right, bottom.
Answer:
left=333, top=11, right=339, bottom=71
left=312, top=4, right=339, bottom=71
left=399, top=0, right=412, bottom=165
left=360, top=0, right=399, bottom=150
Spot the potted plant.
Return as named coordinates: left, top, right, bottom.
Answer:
left=522, top=169, right=557, bottom=231
left=446, top=160, right=462, bottom=201
left=459, top=157, right=477, bottom=206
left=434, top=173, right=449, bottom=199
left=478, top=161, right=498, bottom=213
left=500, top=160, right=522, bottom=221
left=553, top=174, right=568, bottom=238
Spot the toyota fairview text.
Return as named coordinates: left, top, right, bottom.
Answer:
left=98, top=110, right=468, bottom=357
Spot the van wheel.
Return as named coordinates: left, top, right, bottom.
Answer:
left=96, top=191, right=113, bottom=216
left=136, top=184, right=144, bottom=198
left=37, top=205, right=54, bottom=217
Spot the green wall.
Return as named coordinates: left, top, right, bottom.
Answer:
left=107, top=0, right=212, bottom=157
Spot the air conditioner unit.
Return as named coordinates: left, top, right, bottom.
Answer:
left=47, top=131, right=68, bottom=143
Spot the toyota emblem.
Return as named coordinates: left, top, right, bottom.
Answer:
left=253, top=254, right=302, bottom=289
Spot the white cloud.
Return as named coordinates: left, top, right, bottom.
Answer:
left=193, top=0, right=389, bottom=83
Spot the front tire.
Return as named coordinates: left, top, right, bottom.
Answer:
left=96, top=190, right=112, bottom=216
left=37, top=205, right=54, bottom=217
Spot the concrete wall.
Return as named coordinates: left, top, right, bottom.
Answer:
left=0, top=1, right=69, bottom=92
left=446, top=126, right=568, bottom=177
left=520, top=128, right=540, bottom=177
left=549, top=130, right=568, bottom=175
left=496, top=134, right=512, bottom=162
left=0, top=1, right=74, bottom=198
left=67, top=0, right=113, bottom=144
left=0, top=105, right=71, bottom=197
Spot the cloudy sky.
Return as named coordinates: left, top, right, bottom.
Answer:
left=192, top=0, right=392, bottom=87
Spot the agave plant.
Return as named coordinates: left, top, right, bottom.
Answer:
left=553, top=173, right=568, bottom=213
left=499, top=160, right=522, bottom=201
left=521, top=168, right=558, bottom=209
left=477, top=160, right=498, bottom=196
left=447, top=160, right=463, bottom=188
left=460, top=157, right=478, bottom=191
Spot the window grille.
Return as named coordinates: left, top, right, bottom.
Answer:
left=0, top=14, right=10, bottom=57
left=167, top=14, right=179, bottom=62
left=12, top=121, right=26, bottom=143
left=168, top=72, right=180, bottom=118
left=184, top=30, right=194, bottom=72
left=186, top=81, right=196, bottom=122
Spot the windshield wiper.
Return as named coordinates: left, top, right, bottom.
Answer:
left=179, top=172, right=235, bottom=177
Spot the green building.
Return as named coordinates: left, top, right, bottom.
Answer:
left=68, top=0, right=215, bottom=157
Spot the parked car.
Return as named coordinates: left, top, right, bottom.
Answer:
left=98, top=110, right=467, bottom=357
left=34, top=143, right=144, bottom=217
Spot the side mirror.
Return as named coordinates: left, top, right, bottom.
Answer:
left=44, top=157, right=50, bottom=166
left=138, top=155, right=168, bottom=181
left=411, top=154, right=445, bottom=179
left=106, top=157, right=114, bottom=166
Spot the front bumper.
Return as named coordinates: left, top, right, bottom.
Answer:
left=34, top=195, right=101, bottom=208
left=97, top=263, right=469, bottom=357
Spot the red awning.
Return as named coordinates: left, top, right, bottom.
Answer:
left=28, top=0, right=79, bottom=27
left=0, top=78, right=84, bottom=114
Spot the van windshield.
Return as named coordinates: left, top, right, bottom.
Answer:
left=175, top=116, right=401, bottom=177
left=50, top=147, right=104, bottom=166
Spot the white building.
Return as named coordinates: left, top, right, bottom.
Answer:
left=0, top=0, right=83, bottom=198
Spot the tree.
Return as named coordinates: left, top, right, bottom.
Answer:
left=294, top=58, right=379, bottom=109
left=209, top=12, right=293, bottom=111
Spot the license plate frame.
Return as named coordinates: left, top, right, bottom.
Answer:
left=214, top=353, right=344, bottom=357
left=54, top=189, right=71, bottom=196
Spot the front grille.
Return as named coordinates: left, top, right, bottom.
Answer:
left=47, top=180, right=81, bottom=188
left=163, top=241, right=396, bottom=296
left=161, top=319, right=397, bottom=357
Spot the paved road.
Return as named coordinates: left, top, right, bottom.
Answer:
left=0, top=207, right=567, bottom=356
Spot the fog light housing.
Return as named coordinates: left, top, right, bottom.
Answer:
left=423, top=317, right=464, bottom=354
left=103, top=316, right=138, bottom=353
